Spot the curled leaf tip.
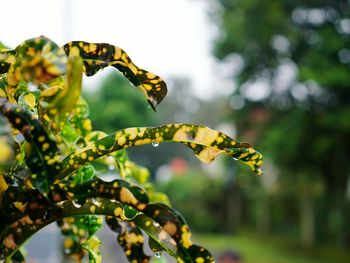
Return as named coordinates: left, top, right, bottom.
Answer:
left=148, top=100, right=157, bottom=112
left=63, top=41, right=168, bottom=108
left=147, top=97, right=158, bottom=112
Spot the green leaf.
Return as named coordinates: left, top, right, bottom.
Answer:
left=0, top=50, right=15, bottom=74
left=143, top=203, right=214, bottom=263
left=62, top=41, right=167, bottom=110
left=18, top=91, right=40, bottom=113
left=60, top=124, right=263, bottom=181
left=0, top=135, right=15, bottom=172
left=0, top=99, right=61, bottom=165
left=1, top=37, right=67, bottom=86
left=48, top=55, right=83, bottom=115
left=107, top=221, right=150, bottom=263
left=72, top=164, right=95, bottom=184
left=69, top=97, right=92, bottom=137
left=1, top=198, right=127, bottom=259
left=10, top=248, right=25, bottom=263
left=50, top=177, right=149, bottom=208
left=114, top=149, right=150, bottom=183
left=60, top=123, right=81, bottom=150
left=0, top=61, right=10, bottom=74
left=14, top=81, right=28, bottom=101
left=0, top=98, right=62, bottom=194
left=133, top=214, right=178, bottom=258
left=59, top=214, right=103, bottom=262
left=82, top=235, right=102, bottom=263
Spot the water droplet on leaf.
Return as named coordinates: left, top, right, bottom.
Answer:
left=186, top=131, right=194, bottom=140
left=43, top=211, right=49, bottom=220
left=257, top=168, right=263, bottom=175
left=72, top=201, right=82, bottom=208
left=92, top=198, right=101, bottom=206
left=153, top=221, right=160, bottom=227
left=152, top=142, right=159, bottom=147
left=155, top=252, right=162, bottom=258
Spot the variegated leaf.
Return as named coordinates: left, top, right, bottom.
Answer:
left=60, top=124, right=263, bottom=182
left=62, top=41, right=167, bottom=110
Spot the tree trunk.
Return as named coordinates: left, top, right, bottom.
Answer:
left=300, top=193, right=315, bottom=248
left=226, top=185, right=242, bottom=233
left=257, top=194, right=270, bottom=234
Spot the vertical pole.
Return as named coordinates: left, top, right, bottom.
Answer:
left=62, top=0, right=73, bottom=43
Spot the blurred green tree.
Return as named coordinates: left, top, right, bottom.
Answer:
left=157, top=170, right=225, bottom=232
left=84, top=73, right=158, bottom=133
left=85, top=75, right=211, bottom=174
left=212, top=0, right=350, bottom=247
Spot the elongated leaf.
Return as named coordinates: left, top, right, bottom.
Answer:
left=1, top=198, right=213, bottom=262
left=50, top=177, right=149, bottom=209
left=0, top=98, right=62, bottom=194
left=0, top=198, right=125, bottom=259
left=1, top=176, right=211, bottom=262
left=82, top=235, right=102, bottom=263
left=133, top=214, right=179, bottom=258
left=59, top=215, right=103, bottom=262
left=0, top=98, right=61, bottom=174
left=1, top=36, right=166, bottom=110
left=143, top=203, right=214, bottom=263
left=48, top=55, right=83, bottom=115
left=58, top=164, right=102, bottom=262
left=114, top=220, right=151, bottom=263
left=63, top=41, right=167, bottom=110
left=59, top=124, right=263, bottom=181
left=1, top=175, right=148, bottom=225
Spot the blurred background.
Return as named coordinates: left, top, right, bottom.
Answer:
left=1, top=0, right=350, bottom=262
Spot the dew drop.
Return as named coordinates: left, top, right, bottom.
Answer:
left=155, top=252, right=162, bottom=258
left=153, top=221, right=160, bottom=227
left=108, top=164, right=115, bottom=171
left=91, top=198, right=101, bottom=206
left=64, top=248, right=72, bottom=254
left=72, top=201, right=82, bottom=208
left=43, top=211, right=49, bottom=220
left=152, top=142, right=159, bottom=147
left=186, top=131, right=194, bottom=140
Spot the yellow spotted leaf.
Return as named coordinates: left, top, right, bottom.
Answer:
left=60, top=124, right=262, bottom=181
left=62, top=41, right=167, bottom=110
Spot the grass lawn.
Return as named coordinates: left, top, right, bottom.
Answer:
left=193, top=232, right=350, bottom=263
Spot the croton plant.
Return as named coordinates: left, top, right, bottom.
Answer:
left=0, top=36, right=263, bottom=263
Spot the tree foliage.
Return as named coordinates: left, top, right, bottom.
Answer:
left=0, top=36, right=263, bottom=262
left=212, top=0, right=350, bottom=245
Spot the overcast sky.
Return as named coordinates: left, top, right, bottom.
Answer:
left=0, top=0, right=233, bottom=99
